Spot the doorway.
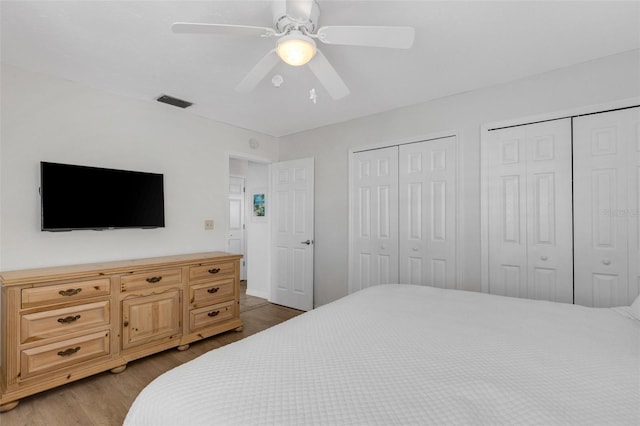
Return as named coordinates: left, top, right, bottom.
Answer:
left=228, top=155, right=316, bottom=311
left=228, top=157, right=271, bottom=300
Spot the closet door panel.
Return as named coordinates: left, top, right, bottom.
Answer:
left=629, top=117, right=640, bottom=303
left=399, top=137, right=457, bottom=288
left=633, top=161, right=640, bottom=302
left=486, top=119, right=572, bottom=302
left=574, top=107, right=640, bottom=307
left=525, top=120, right=573, bottom=303
left=350, top=147, right=399, bottom=292
left=486, top=127, right=528, bottom=298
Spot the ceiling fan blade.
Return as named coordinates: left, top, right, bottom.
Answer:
left=285, top=0, right=314, bottom=22
left=236, top=49, right=280, bottom=93
left=307, top=50, right=350, bottom=100
left=172, top=22, right=276, bottom=38
left=317, top=26, right=415, bottom=49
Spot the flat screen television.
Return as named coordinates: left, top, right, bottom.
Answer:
left=40, top=162, right=165, bottom=231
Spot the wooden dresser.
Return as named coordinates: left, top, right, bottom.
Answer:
left=0, top=252, right=243, bottom=412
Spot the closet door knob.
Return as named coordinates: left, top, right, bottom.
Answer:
left=540, top=256, right=548, bottom=261
left=412, top=247, right=419, bottom=252
left=380, top=245, right=387, bottom=250
left=602, top=259, right=611, bottom=266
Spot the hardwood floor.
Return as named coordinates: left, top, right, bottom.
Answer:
left=1, top=281, right=302, bottom=425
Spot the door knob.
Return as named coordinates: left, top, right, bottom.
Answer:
left=602, top=259, right=611, bottom=266
left=412, top=247, right=419, bottom=252
left=300, top=240, right=313, bottom=245
left=540, top=256, right=548, bottom=261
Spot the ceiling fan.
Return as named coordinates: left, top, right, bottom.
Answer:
left=172, top=0, right=415, bottom=100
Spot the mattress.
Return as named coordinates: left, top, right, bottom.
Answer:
left=124, top=284, right=640, bottom=425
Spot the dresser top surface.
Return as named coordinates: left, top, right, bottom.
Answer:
left=0, top=252, right=242, bottom=286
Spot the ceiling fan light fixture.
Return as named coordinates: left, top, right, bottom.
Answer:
left=276, top=31, right=316, bottom=66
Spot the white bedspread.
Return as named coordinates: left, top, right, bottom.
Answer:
left=125, top=284, right=640, bottom=425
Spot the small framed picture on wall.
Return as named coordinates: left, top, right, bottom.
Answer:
left=252, top=190, right=267, bottom=222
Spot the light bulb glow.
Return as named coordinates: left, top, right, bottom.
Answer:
left=277, top=32, right=316, bottom=66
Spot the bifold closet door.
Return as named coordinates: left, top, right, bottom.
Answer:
left=486, top=119, right=573, bottom=302
left=398, top=137, right=457, bottom=288
left=350, top=147, right=399, bottom=292
left=573, top=107, right=640, bottom=307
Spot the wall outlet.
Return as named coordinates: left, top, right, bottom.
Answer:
left=204, top=220, right=214, bottom=230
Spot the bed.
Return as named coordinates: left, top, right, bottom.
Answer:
left=124, top=284, right=640, bottom=425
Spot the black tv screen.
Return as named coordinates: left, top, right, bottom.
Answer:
left=40, top=162, right=165, bottom=231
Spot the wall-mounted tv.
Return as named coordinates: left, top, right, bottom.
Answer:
left=40, top=162, right=165, bottom=231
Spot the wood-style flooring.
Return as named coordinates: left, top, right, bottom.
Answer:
left=1, top=282, right=302, bottom=426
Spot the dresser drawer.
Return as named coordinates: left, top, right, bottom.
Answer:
left=120, top=268, right=182, bottom=292
left=189, top=278, right=234, bottom=308
left=189, top=300, right=234, bottom=332
left=20, top=330, right=110, bottom=379
left=189, top=261, right=235, bottom=282
left=21, top=301, right=110, bottom=344
left=21, top=278, right=111, bottom=308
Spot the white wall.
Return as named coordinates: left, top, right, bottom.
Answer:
left=0, top=64, right=279, bottom=270
left=278, top=49, right=640, bottom=307
left=229, top=158, right=249, bottom=176
left=245, top=162, right=270, bottom=299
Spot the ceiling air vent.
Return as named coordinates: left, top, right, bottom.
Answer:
left=156, top=94, right=193, bottom=109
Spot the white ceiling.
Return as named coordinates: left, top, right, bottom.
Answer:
left=2, top=1, right=639, bottom=137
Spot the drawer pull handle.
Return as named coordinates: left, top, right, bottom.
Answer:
left=59, top=288, right=82, bottom=297
left=208, top=268, right=221, bottom=274
left=145, top=276, right=163, bottom=283
left=57, top=347, right=81, bottom=357
left=207, top=310, right=220, bottom=317
left=207, top=287, right=220, bottom=294
left=57, top=315, right=81, bottom=324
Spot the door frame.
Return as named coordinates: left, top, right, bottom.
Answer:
left=347, top=129, right=464, bottom=294
left=227, top=151, right=274, bottom=300
left=480, top=96, right=640, bottom=294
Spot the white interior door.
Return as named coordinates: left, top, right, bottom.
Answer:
left=574, top=107, right=640, bottom=307
left=227, top=176, right=246, bottom=280
left=485, top=119, right=573, bottom=302
left=350, top=147, right=399, bottom=292
left=270, top=158, right=314, bottom=311
left=399, top=137, right=457, bottom=288
left=486, top=125, right=527, bottom=298
left=629, top=108, right=640, bottom=306
left=525, top=120, right=573, bottom=302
